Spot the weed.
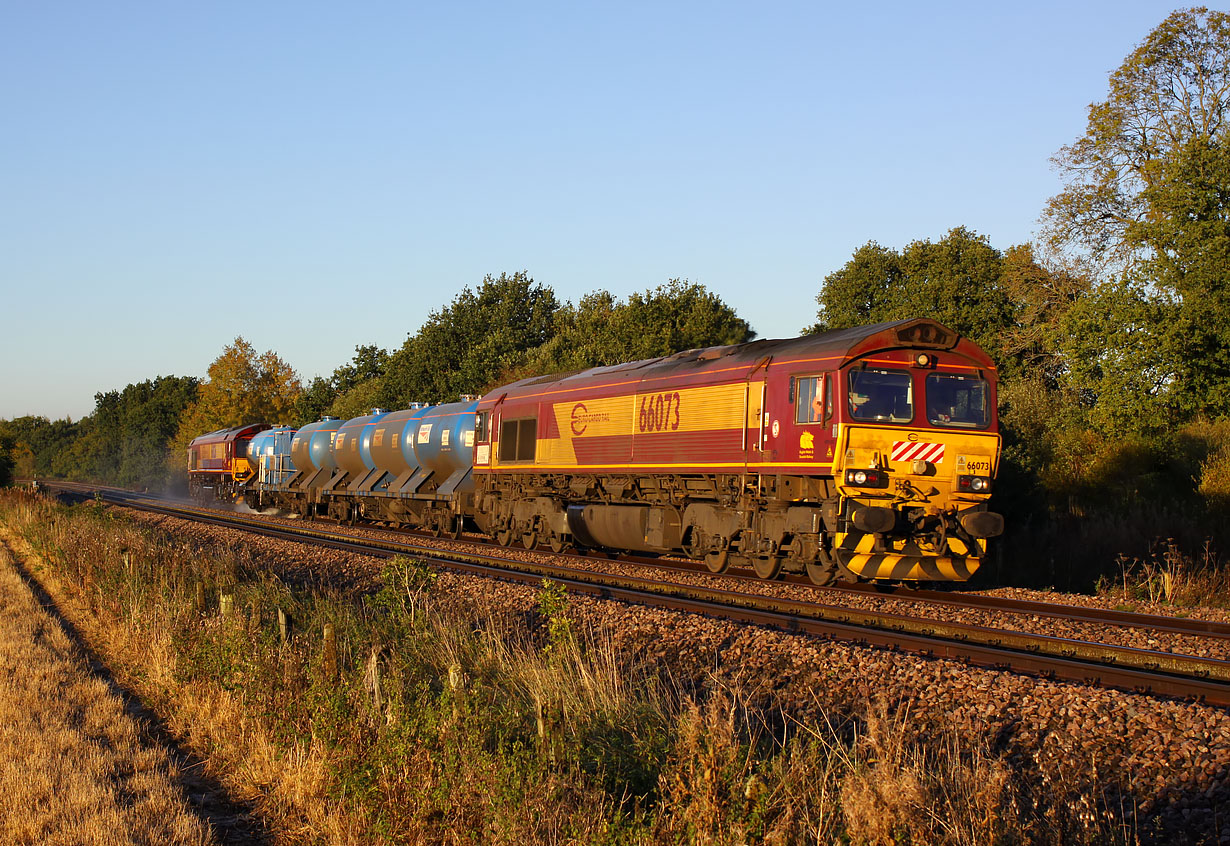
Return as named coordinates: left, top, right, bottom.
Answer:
left=537, top=578, right=574, bottom=652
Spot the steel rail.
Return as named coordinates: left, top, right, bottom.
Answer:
left=74, top=486, right=1230, bottom=706
left=617, top=555, right=1230, bottom=639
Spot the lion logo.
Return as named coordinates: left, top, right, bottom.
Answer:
left=799, top=431, right=815, bottom=450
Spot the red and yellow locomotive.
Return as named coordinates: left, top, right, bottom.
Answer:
left=186, top=424, right=267, bottom=502
left=470, top=318, right=1002, bottom=583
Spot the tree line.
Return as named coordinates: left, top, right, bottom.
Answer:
left=3, top=8, right=1228, bottom=586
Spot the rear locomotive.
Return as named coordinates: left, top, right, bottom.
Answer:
left=471, top=318, right=1002, bottom=583
left=187, top=424, right=269, bottom=502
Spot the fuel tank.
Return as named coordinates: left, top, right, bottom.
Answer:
left=290, top=417, right=341, bottom=475
left=333, top=410, right=390, bottom=479
left=412, top=400, right=478, bottom=492
left=367, top=405, right=433, bottom=481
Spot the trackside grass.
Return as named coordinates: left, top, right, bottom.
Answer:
left=0, top=490, right=1149, bottom=845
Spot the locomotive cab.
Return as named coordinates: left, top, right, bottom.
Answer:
left=826, top=332, right=1003, bottom=581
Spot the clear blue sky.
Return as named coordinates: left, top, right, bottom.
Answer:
left=1, top=1, right=1185, bottom=420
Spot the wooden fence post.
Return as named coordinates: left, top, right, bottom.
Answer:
left=323, top=623, right=338, bottom=679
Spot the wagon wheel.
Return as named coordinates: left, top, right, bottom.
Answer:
left=449, top=515, right=464, bottom=539
left=752, top=555, right=782, bottom=580
left=521, top=530, right=539, bottom=550
left=703, top=545, right=730, bottom=575
left=548, top=531, right=569, bottom=554
left=496, top=528, right=513, bottom=547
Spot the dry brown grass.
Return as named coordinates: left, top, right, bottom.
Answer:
left=0, top=514, right=366, bottom=845
left=0, top=541, right=213, bottom=846
left=1107, top=538, right=1230, bottom=610
left=838, top=701, right=1018, bottom=846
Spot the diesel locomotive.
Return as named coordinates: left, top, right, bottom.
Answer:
left=188, top=318, right=1003, bottom=583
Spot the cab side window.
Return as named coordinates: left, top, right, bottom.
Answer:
left=498, top=417, right=537, bottom=462
left=794, top=375, right=827, bottom=424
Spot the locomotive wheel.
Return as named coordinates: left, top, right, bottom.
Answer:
left=703, top=547, right=730, bottom=574
left=752, top=555, right=782, bottom=580
left=805, top=557, right=837, bottom=586
left=548, top=532, right=568, bottom=554
left=496, top=528, right=513, bottom=546
left=521, top=530, right=538, bottom=550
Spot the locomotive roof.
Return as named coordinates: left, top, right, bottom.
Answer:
left=487, top=318, right=993, bottom=399
left=188, top=423, right=268, bottom=447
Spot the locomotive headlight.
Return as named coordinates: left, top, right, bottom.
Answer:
left=958, top=475, right=992, bottom=493
left=845, top=469, right=888, bottom=488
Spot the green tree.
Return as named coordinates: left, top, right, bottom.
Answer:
left=1051, top=279, right=1173, bottom=432
left=810, top=227, right=1021, bottom=374
left=380, top=272, right=559, bottom=406
left=0, top=430, right=14, bottom=486
left=525, top=280, right=755, bottom=375
left=327, top=379, right=385, bottom=422
left=293, top=344, right=390, bottom=425
left=1043, top=7, right=1230, bottom=419
left=997, top=245, right=1092, bottom=385
left=0, top=417, right=81, bottom=479
left=85, top=376, right=199, bottom=488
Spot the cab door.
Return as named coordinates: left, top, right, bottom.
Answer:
left=772, top=371, right=835, bottom=468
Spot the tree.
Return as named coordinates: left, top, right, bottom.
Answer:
left=1043, top=8, right=1230, bottom=419
left=293, top=344, right=390, bottom=425
left=0, top=430, right=14, bottom=487
left=86, top=376, right=199, bottom=488
left=1043, top=8, right=1230, bottom=270
left=811, top=227, right=1021, bottom=374
left=524, top=280, right=755, bottom=376
left=380, top=272, right=559, bottom=406
left=996, top=245, right=1092, bottom=385
left=171, top=339, right=301, bottom=467
left=0, top=416, right=81, bottom=479
left=327, top=379, right=385, bottom=422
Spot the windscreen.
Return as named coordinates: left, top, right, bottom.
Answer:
left=847, top=369, right=913, bottom=423
left=925, top=373, right=990, bottom=428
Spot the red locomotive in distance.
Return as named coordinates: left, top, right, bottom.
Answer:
left=186, top=423, right=266, bottom=502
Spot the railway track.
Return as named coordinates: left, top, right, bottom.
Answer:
left=40, top=480, right=1230, bottom=706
